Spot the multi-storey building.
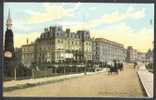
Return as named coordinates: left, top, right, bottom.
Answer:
left=14, top=48, right=22, bottom=64
left=21, top=43, right=34, bottom=67
left=92, top=38, right=97, bottom=63
left=146, top=49, right=153, bottom=63
left=33, top=26, right=92, bottom=64
left=93, top=38, right=126, bottom=64
left=126, top=46, right=138, bottom=63
left=137, top=52, right=146, bottom=62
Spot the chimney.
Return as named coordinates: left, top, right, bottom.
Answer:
left=44, top=28, right=48, bottom=32
left=26, top=38, right=29, bottom=44
left=66, top=28, right=70, bottom=33
left=49, top=26, right=52, bottom=32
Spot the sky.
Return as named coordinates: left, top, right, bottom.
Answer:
left=3, top=3, right=154, bottom=52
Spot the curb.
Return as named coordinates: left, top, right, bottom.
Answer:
left=137, top=71, right=148, bottom=97
left=137, top=64, right=153, bottom=97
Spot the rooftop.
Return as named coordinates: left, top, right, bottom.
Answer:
left=95, top=38, right=124, bottom=48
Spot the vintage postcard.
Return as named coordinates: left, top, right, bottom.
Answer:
left=3, top=3, right=154, bottom=97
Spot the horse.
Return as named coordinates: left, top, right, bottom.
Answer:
left=118, top=63, right=123, bottom=71
left=108, top=65, right=119, bottom=75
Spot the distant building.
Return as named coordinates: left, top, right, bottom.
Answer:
left=126, top=46, right=138, bottom=63
left=92, top=38, right=97, bottom=63
left=137, top=52, right=146, bottom=62
left=123, top=48, right=127, bottom=62
left=14, top=48, right=22, bottom=64
left=21, top=43, right=35, bottom=67
left=93, top=38, right=126, bottom=63
left=146, top=49, right=153, bottom=63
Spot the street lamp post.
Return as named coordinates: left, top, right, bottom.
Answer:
left=31, top=63, right=35, bottom=79
left=84, top=59, right=87, bottom=75
left=14, top=66, right=16, bottom=80
left=63, top=61, right=66, bottom=74
left=32, top=69, right=34, bottom=79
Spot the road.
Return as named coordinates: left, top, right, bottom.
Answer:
left=4, top=64, right=145, bottom=97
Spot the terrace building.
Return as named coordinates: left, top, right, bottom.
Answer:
left=33, top=26, right=92, bottom=64
left=126, top=46, right=138, bottom=63
left=146, top=49, right=153, bottom=63
left=93, top=38, right=126, bottom=64
left=137, top=52, right=146, bottom=62
left=21, top=43, right=35, bottom=68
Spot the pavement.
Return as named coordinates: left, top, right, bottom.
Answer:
left=137, top=63, right=153, bottom=97
left=3, top=69, right=106, bottom=91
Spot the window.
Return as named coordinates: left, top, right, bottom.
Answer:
left=71, top=34, right=72, bottom=38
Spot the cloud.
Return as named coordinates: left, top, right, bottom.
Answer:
left=25, top=10, right=42, bottom=16
left=12, top=4, right=149, bottom=51
left=91, top=22, right=153, bottom=52
left=65, top=6, right=145, bottom=32
left=27, top=3, right=75, bottom=24
left=58, top=21, right=81, bottom=29
left=23, top=4, right=146, bottom=33
left=67, top=2, right=81, bottom=13
left=127, top=6, right=145, bottom=19
left=89, top=6, right=97, bottom=11
left=98, top=7, right=145, bottom=24
left=14, top=32, right=40, bottom=47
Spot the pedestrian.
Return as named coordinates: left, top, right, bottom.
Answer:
left=133, top=62, right=137, bottom=69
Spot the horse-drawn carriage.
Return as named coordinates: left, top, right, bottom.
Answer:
left=106, top=61, right=124, bottom=75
